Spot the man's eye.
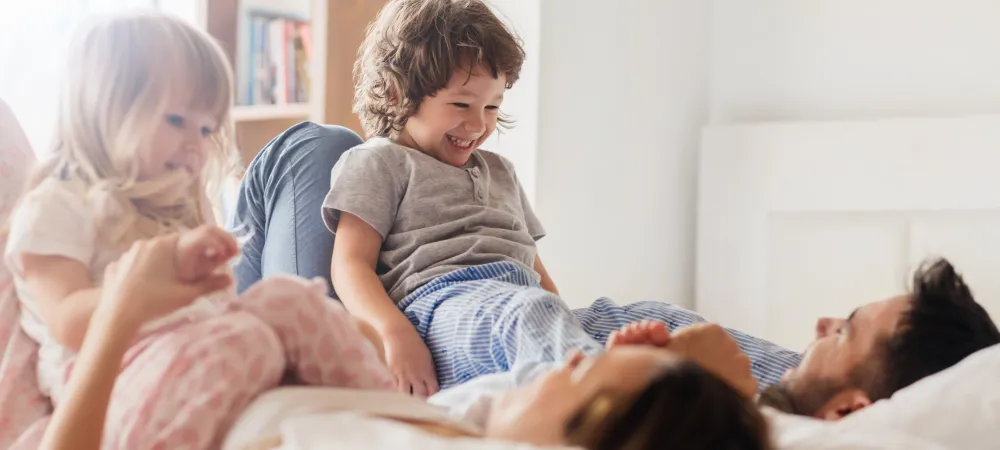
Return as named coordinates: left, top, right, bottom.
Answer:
left=452, top=103, right=470, bottom=108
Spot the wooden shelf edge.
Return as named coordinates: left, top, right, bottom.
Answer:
left=232, top=103, right=311, bottom=122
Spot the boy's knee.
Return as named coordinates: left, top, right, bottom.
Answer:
left=309, top=124, right=363, bottom=149
left=286, top=123, right=362, bottom=171
left=253, top=122, right=363, bottom=181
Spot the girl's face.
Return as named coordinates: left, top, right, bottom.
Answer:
left=396, top=63, right=505, bottom=167
left=139, top=99, right=219, bottom=182
left=484, top=346, right=678, bottom=446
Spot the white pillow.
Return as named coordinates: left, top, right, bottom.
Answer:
left=832, top=343, right=1000, bottom=448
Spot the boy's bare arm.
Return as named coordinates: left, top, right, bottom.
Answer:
left=331, top=213, right=413, bottom=335
left=332, top=212, right=440, bottom=396
left=534, top=254, right=560, bottom=296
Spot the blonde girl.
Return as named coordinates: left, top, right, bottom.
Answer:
left=4, top=10, right=392, bottom=449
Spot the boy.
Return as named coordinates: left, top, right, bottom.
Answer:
left=324, top=0, right=800, bottom=397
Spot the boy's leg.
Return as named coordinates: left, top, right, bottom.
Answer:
left=403, top=265, right=604, bottom=389
left=572, top=298, right=802, bottom=387
left=231, top=276, right=395, bottom=391
left=228, top=122, right=362, bottom=295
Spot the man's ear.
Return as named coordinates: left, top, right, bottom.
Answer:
left=814, top=388, right=872, bottom=421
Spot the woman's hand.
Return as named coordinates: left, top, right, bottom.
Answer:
left=41, top=233, right=233, bottom=450
left=382, top=327, right=440, bottom=398
left=98, top=233, right=232, bottom=330
left=668, top=323, right=758, bottom=398
left=174, top=225, right=240, bottom=283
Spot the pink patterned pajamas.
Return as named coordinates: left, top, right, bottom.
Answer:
left=67, top=276, right=392, bottom=450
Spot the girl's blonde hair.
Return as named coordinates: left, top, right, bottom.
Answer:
left=23, top=10, right=236, bottom=249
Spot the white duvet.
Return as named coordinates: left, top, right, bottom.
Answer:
left=226, top=344, right=1000, bottom=449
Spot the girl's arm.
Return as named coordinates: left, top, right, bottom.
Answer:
left=19, top=254, right=101, bottom=351
left=534, top=254, right=560, bottom=296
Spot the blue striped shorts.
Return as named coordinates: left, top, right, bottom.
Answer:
left=399, top=262, right=801, bottom=389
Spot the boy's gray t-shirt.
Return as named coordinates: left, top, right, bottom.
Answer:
left=322, top=137, right=545, bottom=304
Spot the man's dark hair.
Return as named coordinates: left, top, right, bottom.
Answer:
left=869, top=257, right=1000, bottom=400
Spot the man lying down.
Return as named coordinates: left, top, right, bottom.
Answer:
left=225, top=257, right=1000, bottom=449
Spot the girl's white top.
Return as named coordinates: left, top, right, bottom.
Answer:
left=3, top=176, right=222, bottom=400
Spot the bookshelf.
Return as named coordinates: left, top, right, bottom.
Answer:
left=189, top=0, right=387, bottom=170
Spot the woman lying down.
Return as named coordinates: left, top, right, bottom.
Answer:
left=42, top=229, right=769, bottom=450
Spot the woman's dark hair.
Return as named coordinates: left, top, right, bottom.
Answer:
left=565, top=360, right=771, bottom=450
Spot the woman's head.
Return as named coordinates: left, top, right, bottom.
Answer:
left=486, top=347, right=772, bottom=450
left=34, top=10, right=235, bottom=244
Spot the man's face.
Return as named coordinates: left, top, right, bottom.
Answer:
left=758, top=295, right=911, bottom=418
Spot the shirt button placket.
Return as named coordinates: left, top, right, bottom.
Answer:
left=470, top=167, right=485, bottom=203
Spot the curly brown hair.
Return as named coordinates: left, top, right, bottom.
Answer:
left=354, top=0, right=525, bottom=138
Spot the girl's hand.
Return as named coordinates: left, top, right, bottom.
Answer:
left=382, top=327, right=440, bottom=398
left=175, top=225, right=239, bottom=282
left=99, top=234, right=233, bottom=329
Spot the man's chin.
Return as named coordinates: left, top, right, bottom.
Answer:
left=756, top=383, right=801, bottom=415
left=757, top=376, right=851, bottom=419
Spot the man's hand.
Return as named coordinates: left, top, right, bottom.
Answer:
left=668, top=323, right=757, bottom=398
left=99, top=234, right=233, bottom=330
left=175, top=225, right=239, bottom=283
left=382, top=327, right=440, bottom=398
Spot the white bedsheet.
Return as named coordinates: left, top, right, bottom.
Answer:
left=225, top=344, right=1000, bottom=449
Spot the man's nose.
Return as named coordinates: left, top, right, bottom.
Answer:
left=815, top=317, right=845, bottom=339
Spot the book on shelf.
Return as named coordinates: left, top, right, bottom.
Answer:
left=238, top=11, right=313, bottom=107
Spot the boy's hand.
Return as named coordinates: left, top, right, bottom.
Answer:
left=175, top=225, right=239, bottom=282
left=99, top=234, right=233, bottom=329
left=382, top=328, right=440, bottom=398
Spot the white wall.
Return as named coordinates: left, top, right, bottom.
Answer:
left=534, top=0, right=711, bottom=308
left=532, top=0, right=1000, bottom=312
left=710, top=0, right=1000, bottom=124
left=484, top=0, right=541, bottom=202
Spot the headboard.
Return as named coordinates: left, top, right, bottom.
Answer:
left=696, top=115, right=1000, bottom=350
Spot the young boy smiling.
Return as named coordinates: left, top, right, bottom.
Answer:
left=325, top=0, right=801, bottom=397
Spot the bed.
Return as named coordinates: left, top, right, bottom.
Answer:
left=696, top=114, right=1000, bottom=350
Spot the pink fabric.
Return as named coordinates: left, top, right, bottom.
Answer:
left=0, top=283, right=50, bottom=449
left=0, top=100, right=48, bottom=449
left=94, top=275, right=394, bottom=449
